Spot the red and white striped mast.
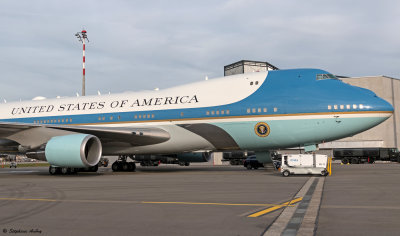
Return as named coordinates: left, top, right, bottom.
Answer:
left=75, top=29, right=89, bottom=96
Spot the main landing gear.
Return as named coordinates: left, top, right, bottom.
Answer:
left=111, top=155, right=136, bottom=172
left=49, top=165, right=99, bottom=175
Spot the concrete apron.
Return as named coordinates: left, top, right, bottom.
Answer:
left=263, top=176, right=325, bottom=236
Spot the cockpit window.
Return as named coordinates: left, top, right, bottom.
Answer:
left=316, top=74, right=339, bottom=80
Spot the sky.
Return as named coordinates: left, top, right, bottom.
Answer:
left=0, top=0, right=399, bottom=101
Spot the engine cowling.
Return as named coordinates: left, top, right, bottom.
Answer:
left=44, top=134, right=102, bottom=168
left=176, top=152, right=211, bottom=163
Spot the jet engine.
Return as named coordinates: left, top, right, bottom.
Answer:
left=42, top=134, right=102, bottom=168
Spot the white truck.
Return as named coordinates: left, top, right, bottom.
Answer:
left=281, top=154, right=329, bottom=177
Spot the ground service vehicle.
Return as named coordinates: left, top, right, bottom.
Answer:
left=243, top=155, right=264, bottom=169
left=223, top=151, right=255, bottom=165
left=333, top=148, right=400, bottom=164
left=281, top=154, right=328, bottom=177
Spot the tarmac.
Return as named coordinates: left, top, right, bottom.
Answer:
left=0, top=163, right=399, bottom=235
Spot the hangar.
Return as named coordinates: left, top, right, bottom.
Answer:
left=223, top=60, right=400, bottom=159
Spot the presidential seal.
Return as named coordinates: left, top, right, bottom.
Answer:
left=254, top=122, right=270, bottom=137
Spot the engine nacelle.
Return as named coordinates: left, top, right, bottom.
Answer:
left=176, top=152, right=211, bottom=163
left=44, top=134, right=102, bottom=168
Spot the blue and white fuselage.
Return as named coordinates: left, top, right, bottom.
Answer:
left=0, top=69, right=393, bottom=159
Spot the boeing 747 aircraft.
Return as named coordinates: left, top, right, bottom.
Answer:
left=0, top=69, right=393, bottom=174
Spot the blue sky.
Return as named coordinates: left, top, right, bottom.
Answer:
left=0, top=0, right=399, bottom=101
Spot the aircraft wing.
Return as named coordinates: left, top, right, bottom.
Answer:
left=0, top=122, right=171, bottom=149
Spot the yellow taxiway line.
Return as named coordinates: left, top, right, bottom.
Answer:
left=248, top=197, right=303, bottom=218
left=0, top=197, right=293, bottom=207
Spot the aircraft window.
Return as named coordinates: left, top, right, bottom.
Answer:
left=180, top=112, right=184, bottom=117
left=257, top=108, right=261, bottom=113
left=346, top=105, right=350, bottom=109
left=252, top=108, right=256, bottom=113
left=102, top=117, right=105, bottom=121
left=58, top=119, right=60, bottom=123
left=334, top=105, right=338, bottom=110
left=226, top=110, right=230, bottom=114
left=247, top=108, right=250, bottom=114
left=316, top=74, right=339, bottom=80
left=206, top=111, right=210, bottom=115
left=134, top=115, right=137, bottom=119
left=216, top=110, right=220, bottom=115
left=139, top=115, right=142, bottom=119
left=221, top=110, right=225, bottom=115
left=263, top=108, right=267, bottom=112
left=211, top=111, right=215, bottom=115
left=255, top=81, right=259, bottom=85
left=118, top=116, right=121, bottom=120
left=359, top=104, right=364, bottom=109
left=274, top=107, right=278, bottom=112
left=340, top=105, right=344, bottom=109
left=250, top=82, right=253, bottom=85
left=151, top=114, right=154, bottom=118
left=110, top=116, right=113, bottom=120
left=70, top=118, right=72, bottom=122
left=147, top=114, right=150, bottom=118
left=328, top=105, right=332, bottom=110
left=353, top=104, right=358, bottom=109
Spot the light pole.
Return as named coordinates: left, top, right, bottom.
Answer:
left=75, top=29, right=89, bottom=96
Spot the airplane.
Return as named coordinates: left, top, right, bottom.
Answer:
left=0, top=68, right=393, bottom=174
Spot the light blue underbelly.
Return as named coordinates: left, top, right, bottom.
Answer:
left=212, top=116, right=385, bottom=150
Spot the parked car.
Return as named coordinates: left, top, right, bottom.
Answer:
left=243, top=155, right=264, bottom=170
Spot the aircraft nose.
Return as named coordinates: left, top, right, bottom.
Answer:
left=368, top=95, right=393, bottom=112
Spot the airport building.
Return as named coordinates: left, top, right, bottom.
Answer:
left=224, top=60, right=400, bottom=157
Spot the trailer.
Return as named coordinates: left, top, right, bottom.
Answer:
left=333, top=148, right=400, bottom=164
left=281, top=154, right=329, bottom=177
left=222, top=151, right=255, bottom=165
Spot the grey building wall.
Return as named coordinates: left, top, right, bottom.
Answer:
left=335, top=76, right=400, bottom=149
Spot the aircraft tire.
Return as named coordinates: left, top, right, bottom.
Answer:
left=90, top=165, right=99, bottom=172
left=122, top=163, right=129, bottom=171
left=341, top=158, right=349, bottom=164
left=129, top=162, right=136, bottom=172
left=246, top=164, right=252, bottom=170
left=61, top=167, right=70, bottom=175
left=111, top=162, right=120, bottom=172
left=49, top=166, right=59, bottom=175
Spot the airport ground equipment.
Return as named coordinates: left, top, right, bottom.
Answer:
left=131, top=152, right=211, bottom=168
left=281, top=154, right=329, bottom=177
left=333, top=148, right=400, bottom=164
left=243, top=155, right=264, bottom=169
left=223, top=151, right=255, bottom=165
left=98, top=157, right=109, bottom=167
